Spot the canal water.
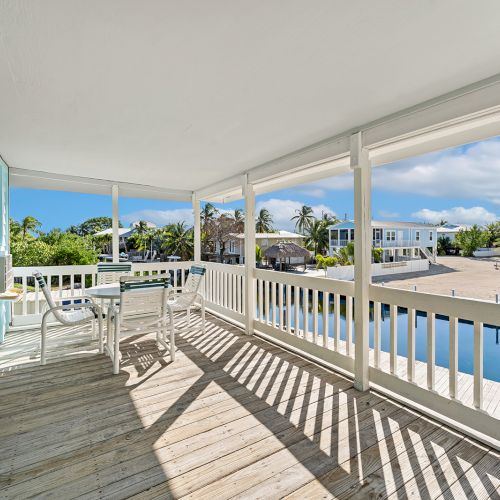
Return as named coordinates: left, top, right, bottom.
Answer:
left=260, top=290, right=500, bottom=382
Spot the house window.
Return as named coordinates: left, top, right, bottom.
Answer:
left=429, top=231, right=433, bottom=241
left=386, top=230, right=396, bottom=241
left=415, top=231, right=420, bottom=241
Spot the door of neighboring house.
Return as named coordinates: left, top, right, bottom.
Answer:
left=397, top=231, right=404, bottom=242
left=373, top=228, right=382, bottom=246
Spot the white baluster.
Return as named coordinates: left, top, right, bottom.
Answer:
left=322, top=291, right=329, bottom=348
left=390, top=304, right=398, bottom=375
left=303, top=288, right=309, bottom=340
left=407, top=307, right=416, bottom=383
left=312, top=289, right=318, bottom=344
left=449, top=316, right=458, bottom=399
left=374, top=301, right=381, bottom=369
left=346, top=296, right=353, bottom=356
left=258, top=279, right=264, bottom=322
left=271, top=281, right=277, bottom=327
left=286, top=284, right=292, bottom=334
left=334, top=293, right=340, bottom=351
left=474, top=321, right=483, bottom=409
left=294, top=285, right=300, bottom=336
left=278, top=283, right=284, bottom=330
left=427, top=312, right=435, bottom=391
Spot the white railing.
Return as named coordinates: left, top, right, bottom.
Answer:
left=369, top=284, right=499, bottom=442
left=253, top=269, right=355, bottom=375
left=8, top=261, right=500, bottom=446
left=202, top=262, right=245, bottom=324
left=332, top=239, right=420, bottom=248
left=11, top=261, right=192, bottom=327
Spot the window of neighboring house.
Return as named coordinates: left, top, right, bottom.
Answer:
left=350, top=229, right=355, bottom=241
left=229, top=240, right=236, bottom=253
left=429, top=231, right=433, bottom=241
left=414, top=248, right=419, bottom=258
left=386, top=230, right=396, bottom=241
left=415, top=231, right=420, bottom=241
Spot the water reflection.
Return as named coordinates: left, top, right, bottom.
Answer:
left=258, top=286, right=500, bottom=382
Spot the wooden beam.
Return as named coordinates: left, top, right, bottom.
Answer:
left=243, top=175, right=256, bottom=335
left=111, top=185, right=119, bottom=263
left=352, top=132, right=371, bottom=392
left=192, top=194, right=201, bottom=262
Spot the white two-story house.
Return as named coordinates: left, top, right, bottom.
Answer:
left=329, top=220, right=437, bottom=264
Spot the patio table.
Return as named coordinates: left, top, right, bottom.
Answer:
left=87, top=284, right=121, bottom=358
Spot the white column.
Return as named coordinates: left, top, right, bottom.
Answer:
left=192, top=194, right=201, bottom=262
left=352, top=131, right=372, bottom=391
left=243, top=174, right=256, bottom=335
left=111, top=185, right=119, bottom=263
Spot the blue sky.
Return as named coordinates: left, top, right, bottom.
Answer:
left=10, top=136, right=500, bottom=232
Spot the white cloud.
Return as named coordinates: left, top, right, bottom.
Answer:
left=411, top=206, right=497, bottom=225
left=256, top=198, right=335, bottom=231
left=122, top=208, right=194, bottom=227
left=296, top=138, right=500, bottom=203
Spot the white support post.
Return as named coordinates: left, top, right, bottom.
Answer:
left=111, top=185, right=119, bottom=263
left=352, top=131, right=372, bottom=392
left=243, top=174, right=256, bottom=335
left=192, top=194, right=201, bottom=263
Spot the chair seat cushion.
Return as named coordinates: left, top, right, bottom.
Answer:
left=61, top=308, right=95, bottom=323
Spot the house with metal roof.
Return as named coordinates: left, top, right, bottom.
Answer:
left=329, top=220, right=437, bottom=264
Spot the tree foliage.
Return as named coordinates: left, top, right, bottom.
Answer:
left=255, top=208, right=274, bottom=233
left=455, top=225, right=487, bottom=257
left=291, top=205, right=315, bottom=234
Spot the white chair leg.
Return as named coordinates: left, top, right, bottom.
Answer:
left=201, top=303, right=206, bottom=334
left=113, top=316, right=120, bottom=375
left=40, top=316, right=48, bottom=365
left=169, top=311, right=175, bottom=362
left=97, top=310, right=104, bottom=354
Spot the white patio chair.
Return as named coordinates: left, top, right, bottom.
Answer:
left=108, top=274, right=171, bottom=374
left=33, top=271, right=103, bottom=365
left=166, top=265, right=206, bottom=360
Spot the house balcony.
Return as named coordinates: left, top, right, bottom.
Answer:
left=331, top=239, right=422, bottom=249
left=1, top=260, right=499, bottom=498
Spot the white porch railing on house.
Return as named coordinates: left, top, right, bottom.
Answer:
left=331, top=239, right=422, bottom=249
left=7, top=262, right=500, bottom=447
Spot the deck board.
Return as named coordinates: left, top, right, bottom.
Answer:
left=0, top=314, right=498, bottom=499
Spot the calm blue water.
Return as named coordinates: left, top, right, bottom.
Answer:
left=258, top=288, right=500, bottom=382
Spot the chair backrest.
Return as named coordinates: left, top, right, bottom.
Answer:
left=33, top=271, right=66, bottom=323
left=118, top=275, right=170, bottom=323
left=97, top=263, right=132, bottom=285
left=184, top=265, right=206, bottom=294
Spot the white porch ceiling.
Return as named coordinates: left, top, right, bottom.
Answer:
left=1, top=1, right=500, bottom=195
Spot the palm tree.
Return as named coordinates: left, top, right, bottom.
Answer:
left=305, top=219, right=330, bottom=256
left=255, top=208, right=273, bottom=233
left=201, top=203, right=218, bottom=227
left=233, top=209, right=245, bottom=232
left=21, top=216, right=41, bottom=239
left=291, top=205, right=314, bottom=234
left=161, top=222, right=193, bottom=260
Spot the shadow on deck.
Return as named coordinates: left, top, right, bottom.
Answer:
left=0, top=314, right=498, bottom=498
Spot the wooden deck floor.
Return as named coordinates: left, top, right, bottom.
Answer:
left=0, top=314, right=499, bottom=499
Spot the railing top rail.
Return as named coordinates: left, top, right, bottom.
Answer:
left=204, top=262, right=245, bottom=275
left=13, top=261, right=193, bottom=277
left=370, top=283, right=500, bottom=325
left=254, top=268, right=355, bottom=296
